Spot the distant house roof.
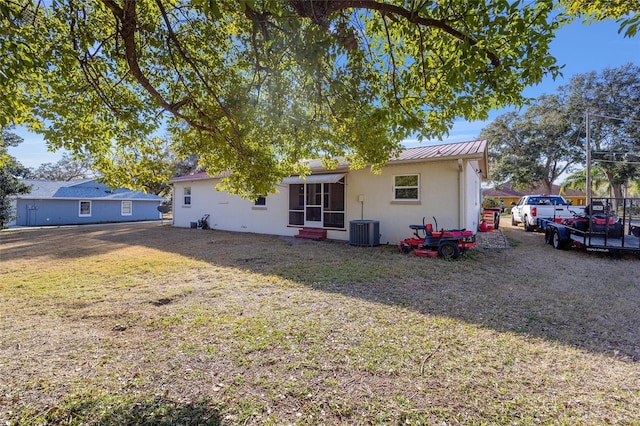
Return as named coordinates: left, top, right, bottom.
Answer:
left=483, top=183, right=586, bottom=198
left=19, top=179, right=165, bottom=201
left=170, top=140, right=489, bottom=182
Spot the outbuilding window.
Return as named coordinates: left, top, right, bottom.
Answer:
left=183, top=187, right=191, bottom=206
left=121, top=200, right=132, bottom=216
left=393, top=174, right=420, bottom=201
left=79, top=200, right=92, bottom=217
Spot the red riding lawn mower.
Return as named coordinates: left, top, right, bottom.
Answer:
left=398, top=217, right=477, bottom=259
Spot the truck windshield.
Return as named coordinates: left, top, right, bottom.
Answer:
left=529, top=196, right=567, bottom=205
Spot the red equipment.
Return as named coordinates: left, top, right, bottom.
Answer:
left=398, top=217, right=476, bottom=259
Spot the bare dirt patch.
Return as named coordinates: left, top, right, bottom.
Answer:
left=1, top=222, right=639, bottom=424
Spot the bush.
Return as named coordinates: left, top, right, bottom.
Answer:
left=482, top=197, right=501, bottom=209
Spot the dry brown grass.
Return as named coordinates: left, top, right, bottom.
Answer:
left=1, top=221, right=639, bottom=425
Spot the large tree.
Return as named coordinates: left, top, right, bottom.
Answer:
left=563, top=63, right=640, bottom=199
left=0, top=126, right=31, bottom=228
left=481, top=94, right=582, bottom=193
left=29, top=153, right=94, bottom=181
left=2, top=0, right=561, bottom=197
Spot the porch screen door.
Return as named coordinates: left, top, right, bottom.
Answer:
left=304, top=183, right=322, bottom=227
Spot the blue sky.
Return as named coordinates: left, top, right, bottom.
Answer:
left=8, top=18, right=640, bottom=168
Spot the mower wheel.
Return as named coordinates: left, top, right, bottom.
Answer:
left=438, top=241, right=461, bottom=259
left=400, top=243, right=411, bottom=254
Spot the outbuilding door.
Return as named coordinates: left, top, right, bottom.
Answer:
left=26, top=204, right=37, bottom=226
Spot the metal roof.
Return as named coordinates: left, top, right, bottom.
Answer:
left=168, top=172, right=213, bottom=183
left=394, top=140, right=487, bottom=162
left=170, top=140, right=488, bottom=182
left=281, top=173, right=346, bottom=184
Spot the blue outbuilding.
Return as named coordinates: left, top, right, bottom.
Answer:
left=13, top=179, right=166, bottom=227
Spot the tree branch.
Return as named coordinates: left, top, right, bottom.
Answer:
left=101, top=0, right=212, bottom=133
left=288, top=0, right=501, bottom=67
left=154, top=0, right=237, bottom=135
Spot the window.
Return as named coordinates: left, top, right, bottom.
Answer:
left=393, top=174, right=419, bottom=201
left=254, top=196, right=267, bottom=207
left=79, top=200, right=92, bottom=217
left=323, top=181, right=345, bottom=228
left=183, top=187, right=191, bottom=206
left=288, top=178, right=345, bottom=228
left=121, top=200, right=132, bottom=216
left=288, top=184, right=305, bottom=225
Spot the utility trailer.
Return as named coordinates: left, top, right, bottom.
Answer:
left=540, top=197, right=640, bottom=255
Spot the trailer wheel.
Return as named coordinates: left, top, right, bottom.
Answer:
left=545, top=228, right=553, bottom=245
left=438, top=241, right=461, bottom=259
left=552, top=229, right=567, bottom=250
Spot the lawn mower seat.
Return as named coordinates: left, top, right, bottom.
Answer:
left=425, top=223, right=433, bottom=235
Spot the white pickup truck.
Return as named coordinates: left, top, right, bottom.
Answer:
left=511, top=195, right=584, bottom=232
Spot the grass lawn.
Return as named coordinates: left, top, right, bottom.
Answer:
left=1, top=222, right=639, bottom=425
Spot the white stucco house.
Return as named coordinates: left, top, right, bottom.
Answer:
left=169, top=140, right=488, bottom=245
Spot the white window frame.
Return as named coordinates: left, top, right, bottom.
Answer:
left=79, top=200, right=92, bottom=217
left=183, top=187, right=192, bottom=206
left=393, top=174, right=420, bottom=201
left=121, top=200, right=132, bottom=216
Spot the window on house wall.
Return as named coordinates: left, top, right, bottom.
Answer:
left=288, top=178, right=345, bottom=228
left=323, top=180, right=345, bottom=228
left=121, top=200, right=132, bottom=216
left=254, top=196, right=266, bottom=208
left=79, top=200, right=92, bottom=217
left=288, top=184, right=305, bottom=225
left=393, top=174, right=420, bottom=201
left=183, top=187, right=191, bottom=206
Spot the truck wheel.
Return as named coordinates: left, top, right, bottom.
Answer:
left=552, top=229, right=566, bottom=250
left=438, top=241, right=461, bottom=259
left=511, top=214, right=517, bottom=226
left=523, top=215, right=533, bottom=232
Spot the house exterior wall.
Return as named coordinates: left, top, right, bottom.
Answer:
left=342, top=160, right=463, bottom=244
left=172, top=178, right=295, bottom=236
left=14, top=198, right=161, bottom=226
left=172, top=158, right=483, bottom=244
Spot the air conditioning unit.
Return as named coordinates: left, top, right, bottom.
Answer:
left=349, top=220, right=380, bottom=246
